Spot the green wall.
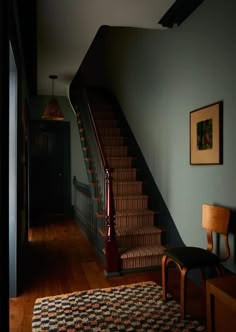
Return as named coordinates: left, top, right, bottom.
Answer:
left=29, top=95, right=89, bottom=205
left=102, top=0, right=236, bottom=272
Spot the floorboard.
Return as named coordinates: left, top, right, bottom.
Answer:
left=9, top=216, right=206, bottom=331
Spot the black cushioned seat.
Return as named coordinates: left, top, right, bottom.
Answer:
left=163, top=246, right=219, bottom=269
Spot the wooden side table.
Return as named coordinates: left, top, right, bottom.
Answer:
left=206, top=274, right=236, bottom=332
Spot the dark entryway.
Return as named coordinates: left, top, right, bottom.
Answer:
left=29, top=120, right=71, bottom=224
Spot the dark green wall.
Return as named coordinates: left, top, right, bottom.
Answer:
left=76, top=0, right=236, bottom=273
left=103, top=0, right=236, bottom=272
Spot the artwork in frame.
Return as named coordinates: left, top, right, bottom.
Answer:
left=190, top=101, right=223, bottom=165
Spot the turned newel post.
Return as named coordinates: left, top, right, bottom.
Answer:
left=104, top=168, right=120, bottom=275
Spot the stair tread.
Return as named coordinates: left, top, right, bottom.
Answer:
left=117, top=225, right=162, bottom=236
left=92, top=107, right=116, bottom=110
left=104, top=146, right=128, bottom=150
left=112, top=168, right=137, bottom=172
left=108, top=156, right=135, bottom=159
left=113, top=180, right=142, bottom=184
left=97, top=209, right=156, bottom=218
left=103, top=144, right=128, bottom=149
left=101, top=135, right=128, bottom=139
left=114, top=194, right=148, bottom=198
left=116, top=209, right=156, bottom=216
left=99, top=225, right=161, bottom=238
left=120, top=245, right=166, bottom=258
left=112, top=180, right=139, bottom=183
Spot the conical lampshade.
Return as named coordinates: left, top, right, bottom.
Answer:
left=42, top=75, right=64, bottom=121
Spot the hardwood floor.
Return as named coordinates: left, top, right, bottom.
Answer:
left=9, top=215, right=206, bottom=331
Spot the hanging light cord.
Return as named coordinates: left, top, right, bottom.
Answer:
left=49, top=74, right=57, bottom=97
left=42, top=74, right=64, bottom=121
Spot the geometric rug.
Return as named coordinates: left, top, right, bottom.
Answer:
left=32, top=281, right=206, bottom=331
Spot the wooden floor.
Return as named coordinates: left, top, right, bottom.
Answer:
left=9, top=215, right=206, bottom=331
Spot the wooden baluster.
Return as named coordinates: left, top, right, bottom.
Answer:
left=104, top=168, right=120, bottom=275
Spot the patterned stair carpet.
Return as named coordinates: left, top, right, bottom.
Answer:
left=85, top=90, right=165, bottom=271
left=32, top=281, right=206, bottom=332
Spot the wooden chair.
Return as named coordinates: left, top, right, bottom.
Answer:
left=162, top=204, right=230, bottom=319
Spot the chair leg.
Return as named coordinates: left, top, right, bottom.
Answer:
left=162, top=255, right=168, bottom=301
left=200, top=268, right=206, bottom=282
left=200, top=268, right=206, bottom=293
left=216, top=264, right=225, bottom=277
left=180, top=267, right=188, bottom=320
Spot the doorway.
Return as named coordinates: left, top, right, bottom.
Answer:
left=29, top=120, right=71, bottom=224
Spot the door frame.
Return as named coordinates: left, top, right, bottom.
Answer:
left=29, top=120, right=72, bottom=222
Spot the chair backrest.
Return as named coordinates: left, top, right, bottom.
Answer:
left=202, top=204, right=230, bottom=261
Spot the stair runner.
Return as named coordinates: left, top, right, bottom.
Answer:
left=80, top=92, right=165, bottom=271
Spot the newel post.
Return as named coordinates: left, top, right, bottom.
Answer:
left=104, top=168, right=120, bottom=275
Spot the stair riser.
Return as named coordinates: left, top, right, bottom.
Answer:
left=116, top=215, right=154, bottom=228
left=98, top=128, right=121, bottom=136
left=112, top=183, right=143, bottom=195
left=108, top=158, right=133, bottom=168
left=121, top=255, right=163, bottom=270
left=112, top=170, right=137, bottom=181
left=92, top=110, right=117, bottom=118
left=114, top=197, right=148, bottom=210
left=101, top=137, right=125, bottom=146
left=104, top=146, right=128, bottom=157
left=95, top=119, right=120, bottom=128
left=118, top=233, right=162, bottom=248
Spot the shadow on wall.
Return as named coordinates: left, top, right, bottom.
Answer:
left=72, top=25, right=109, bottom=89
left=126, top=115, right=185, bottom=248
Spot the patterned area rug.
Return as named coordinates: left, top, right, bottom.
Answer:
left=32, top=281, right=206, bottom=331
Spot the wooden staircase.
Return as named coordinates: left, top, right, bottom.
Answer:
left=85, top=90, right=166, bottom=272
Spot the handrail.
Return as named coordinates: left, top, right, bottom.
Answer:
left=82, top=88, right=120, bottom=274
left=85, top=93, right=108, bottom=169
left=73, top=175, right=91, bottom=197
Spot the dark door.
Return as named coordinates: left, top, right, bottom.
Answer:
left=29, top=121, right=71, bottom=223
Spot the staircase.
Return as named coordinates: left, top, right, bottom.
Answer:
left=84, top=89, right=166, bottom=272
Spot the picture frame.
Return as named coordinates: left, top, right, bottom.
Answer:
left=190, top=101, right=223, bottom=165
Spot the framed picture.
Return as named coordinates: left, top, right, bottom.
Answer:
left=190, top=101, right=223, bottom=165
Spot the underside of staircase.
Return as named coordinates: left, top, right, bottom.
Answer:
left=80, top=89, right=166, bottom=272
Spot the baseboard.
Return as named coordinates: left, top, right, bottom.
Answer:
left=104, top=271, right=121, bottom=277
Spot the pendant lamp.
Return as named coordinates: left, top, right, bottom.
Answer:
left=42, top=75, right=64, bottom=121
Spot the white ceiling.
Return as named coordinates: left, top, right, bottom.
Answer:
left=37, top=0, right=175, bottom=96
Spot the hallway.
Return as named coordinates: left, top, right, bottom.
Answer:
left=10, top=215, right=206, bottom=331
